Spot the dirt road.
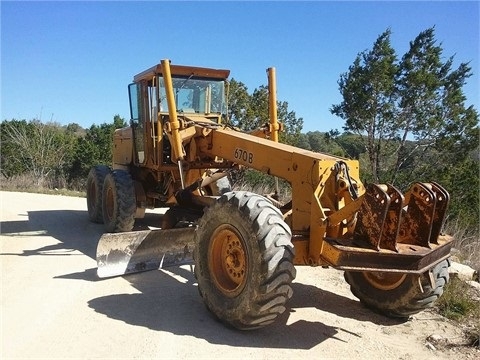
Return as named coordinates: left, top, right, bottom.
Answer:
left=0, top=191, right=473, bottom=359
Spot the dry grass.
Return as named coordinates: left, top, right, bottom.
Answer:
left=435, top=221, right=480, bottom=349
left=445, top=219, right=480, bottom=273
left=0, top=173, right=85, bottom=197
left=435, top=276, right=480, bottom=348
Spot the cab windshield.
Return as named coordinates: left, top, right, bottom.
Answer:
left=158, top=76, right=226, bottom=115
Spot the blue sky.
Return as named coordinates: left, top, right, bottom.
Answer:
left=1, top=1, right=478, bottom=132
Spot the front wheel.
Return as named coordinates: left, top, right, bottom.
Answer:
left=194, top=191, right=296, bottom=330
left=344, top=259, right=450, bottom=317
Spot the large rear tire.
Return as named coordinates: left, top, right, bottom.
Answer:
left=344, top=259, right=450, bottom=318
left=86, top=165, right=111, bottom=223
left=194, top=191, right=296, bottom=330
left=102, top=169, right=136, bottom=232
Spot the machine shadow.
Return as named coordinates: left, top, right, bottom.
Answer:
left=289, top=282, right=405, bottom=325
left=87, top=264, right=403, bottom=349
left=1, top=210, right=101, bottom=259
left=0, top=209, right=166, bottom=260
left=87, top=267, right=336, bottom=349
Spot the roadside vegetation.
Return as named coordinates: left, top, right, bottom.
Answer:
left=1, top=26, right=478, bottom=347
left=436, top=276, right=480, bottom=348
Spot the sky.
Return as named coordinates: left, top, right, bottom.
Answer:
left=1, top=1, right=479, bottom=133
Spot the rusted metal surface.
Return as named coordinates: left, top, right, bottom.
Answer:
left=429, top=182, right=450, bottom=244
left=348, top=181, right=450, bottom=268
left=353, top=184, right=390, bottom=250
left=398, top=183, right=436, bottom=248
left=321, top=234, right=453, bottom=273
left=380, top=184, right=404, bottom=252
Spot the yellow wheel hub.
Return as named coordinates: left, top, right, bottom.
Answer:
left=209, top=225, right=247, bottom=297
left=363, top=272, right=407, bottom=291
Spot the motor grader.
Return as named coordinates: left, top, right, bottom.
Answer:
left=86, top=59, right=453, bottom=330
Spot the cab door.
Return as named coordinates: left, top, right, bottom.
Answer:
left=128, top=82, right=146, bottom=164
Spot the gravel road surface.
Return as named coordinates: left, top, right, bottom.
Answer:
left=0, top=191, right=472, bottom=359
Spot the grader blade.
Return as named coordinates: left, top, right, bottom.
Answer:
left=96, top=227, right=196, bottom=278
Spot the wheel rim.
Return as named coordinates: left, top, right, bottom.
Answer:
left=363, top=272, right=407, bottom=291
left=105, top=185, right=114, bottom=222
left=208, top=225, right=247, bottom=297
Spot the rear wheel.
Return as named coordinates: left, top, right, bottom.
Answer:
left=102, top=169, right=136, bottom=232
left=344, top=259, right=450, bottom=317
left=194, top=191, right=296, bottom=330
left=86, top=165, right=110, bottom=223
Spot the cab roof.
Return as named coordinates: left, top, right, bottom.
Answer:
left=134, top=62, right=230, bottom=83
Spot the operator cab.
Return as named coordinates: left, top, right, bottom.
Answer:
left=127, top=63, right=230, bottom=165
left=130, top=63, right=230, bottom=119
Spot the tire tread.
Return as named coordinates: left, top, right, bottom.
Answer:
left=194, top=191, right=296, bottom=330
left=345, top=259, right=450, bottom=318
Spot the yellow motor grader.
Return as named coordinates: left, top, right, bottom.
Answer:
left=87, top=59, right=453, bottom=330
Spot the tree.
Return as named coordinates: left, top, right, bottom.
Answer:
left=68, top=115, right=127, bottom=183
left=226, top=79, right=255, bottom=130
left=441, top=143, right=479, bottom=229
left=330, top=27, right=479, bottom=232
left=1, top=119, right=76, bottom=186
left=305, top=131, right=345, bottom=156
left=331, top=29, right=397, bottom=182
left=393, top=29, right=478, bottom=184
left=296, top=133, right=312, bottom=150
left=335, top=132, right=365, bottom=159
left=1, top=119, right=30, bottom=178
left=65, top=122, right=84, bottom=135
left=226, top=79, right=303, bottom=193
left=227, top=81, right=303, bottom=146
left=331, top=27, right=478, bottom=188
left=277, top=98, right=304, bottom=146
